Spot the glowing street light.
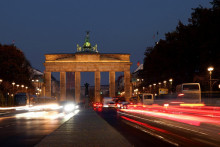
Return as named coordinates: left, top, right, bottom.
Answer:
left=169, top=78, right=173, bottom=82
left=169, top=78, right=173, bottom=93
left=158, top=82, right=161, bottom=88
left=208, top=66, right=214, bottom=91
left=21, top=85, right=24, bottom=92
left=12, top=82, right=15, bottom=96
left=163, top=80, right=167, bottom=88
left=0, top=79, right=3, bottom=84
left=208, top=67, right=214, bottom=72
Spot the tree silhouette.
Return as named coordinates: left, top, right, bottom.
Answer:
left=143, top=0, right=220, bottom=90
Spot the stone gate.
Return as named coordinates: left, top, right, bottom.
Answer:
left=44, top=32, right=132, bottom=103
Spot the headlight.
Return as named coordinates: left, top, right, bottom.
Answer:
left=64, top=104, right=75, bottom=112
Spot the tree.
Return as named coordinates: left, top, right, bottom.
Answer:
left=143, top=0, right=220, bottom=90
left=0, top=44, right=33, bottom=95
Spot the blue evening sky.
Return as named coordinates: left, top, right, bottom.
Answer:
left=0, top=0, right=211, bottom=85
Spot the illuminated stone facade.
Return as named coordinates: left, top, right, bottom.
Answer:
left=44, top=32, right=132, bottom=103
left=44, top=53, right=132, bottom=103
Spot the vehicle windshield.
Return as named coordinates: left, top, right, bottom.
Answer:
left=183, top=85, right=199, bottom=91
left=144, top=95, right=153, bottom=99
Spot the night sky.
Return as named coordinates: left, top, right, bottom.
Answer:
left=0, top=0, right=211, bottom=85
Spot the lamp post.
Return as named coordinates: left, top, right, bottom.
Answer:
left=21, top=85, right=24, bottom=92
left=149, top=85, right=152, bottom=93
left=158, top=82, right=161, bottom=88
left=0, top=79, right=2, bottom=106
left=16, top=84, right=19, bottom=91
left=25, top=86, right=29, bottom=106
left=12, top=82, right=15, bottom=106
left=36, top=79, right=39, bottom=89
left=153, top=83, right=156, bottom=94
left=208, top=66, right=214, bottom=92
left=163, top=80, right=167, bottom=88
left=12, top=82, right=15, bottom=94
left=169, top=78, right=173, bottom=93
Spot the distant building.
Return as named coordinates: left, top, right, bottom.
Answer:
left=31, top=68, right=59, bottom=98
left=131, top=63, right=144, bottom=95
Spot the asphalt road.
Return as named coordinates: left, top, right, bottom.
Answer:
left=0, top=110, right=68, bottom=147
left=96, top=107, right=220, bottom=147
left=95, top=107, right=175, bottom=147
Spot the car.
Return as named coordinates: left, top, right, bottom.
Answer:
left=93, top=102, right=103, bottom=108
left=117, top=101, right=130, bottom=109
left=58, top=101, right=78, bottom=113
left=107, top=101, right=116, bottom=108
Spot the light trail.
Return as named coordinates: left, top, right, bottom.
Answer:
left=121, top=105, right=220, bottom=126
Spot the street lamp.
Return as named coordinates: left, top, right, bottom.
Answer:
left=21, top=85, right=24, bottom=92
left=25, top=86, right=29, bottom=106
left=169, top=78, right=173, bottom=93
left=0, top=79, right=2, bottom=84
left=12, top=82, right=15, bottom=100
left=163, top=80, right=167, bottom=88
left=208, top=66, right=214, bottom=92
left=169, top=78, right=173, bottom=83
left=158, top=82, right=161, bottom=88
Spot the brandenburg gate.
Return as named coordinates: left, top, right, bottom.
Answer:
left=44, top=32, right=132, bottom=103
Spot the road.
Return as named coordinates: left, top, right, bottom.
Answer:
left=95, top=107, right=175, bottom=147
left=1, top=104, right=220, bottom=147
left=95, top=105, right=220, bottom=147
left=0, top=109, right=72, bottom=146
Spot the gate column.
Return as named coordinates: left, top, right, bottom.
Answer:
left=75, top=71, right=81, bottom=103
left=60, top=72, right=66, bottom=101
left=124, top=70, right=131, bottom=102
left=109, top=71, right=115, bottom=98
left=95, top=71, right=101, bottom=102
left=45, top=71, right=51, bottom=97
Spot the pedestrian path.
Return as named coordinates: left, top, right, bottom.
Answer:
left=36, top=108, right=132, bottom=147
